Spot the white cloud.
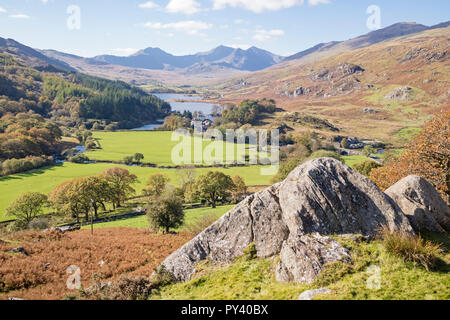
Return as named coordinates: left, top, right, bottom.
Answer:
left=213, top=0, right=304, bottom=13
left=9, top=14, right=30, bottom=19
left=253, top=29, right=285, bottom=41
left=166, top=0, right=201, bottom=14
left=0, top=7, right=6, bottom=13
left=142, top=20, right=212, bottom=36
left=138, top=1, right=160, bottom=9
left=110, top=48, right=139, bottom=56
left=213, top=0, right=330, bottom=13
left=308, top=0, right=330, bottom=5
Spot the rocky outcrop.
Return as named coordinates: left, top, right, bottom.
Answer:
left=385, top=175, right=450, bottom=232
left=298, top=288, right=332, bottom=300
left=384, top=86, right=413, bottom=101
left=160, top=158, right=415, bottom=283
left=275, top=233, right=351, bottom=283
left=161, top=184, right=289, bottom=281
left=279, top=158, right=412, bottom=237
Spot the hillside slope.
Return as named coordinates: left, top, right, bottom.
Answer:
left=0, top=47, right=170, bottom=130
left=214, top=26, right=450, bottom=143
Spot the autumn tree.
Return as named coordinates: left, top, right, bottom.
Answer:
left=175, top=167, right=197, bottom=203
left=370, top=110, right=450, bottom=203
left=102, top=167, right=138, bottom=208
left=144, top=174, right=170, bottom=199
left=231, top=175, right=247, bottom=203
left=195, top=171, right=235, bottom=208
left=146, top=191, right=184, bottom=233
left=6, top=192, right=48, bottom=224
left=84, top=176, right=114, bottom=219
left=48, top=179, right=91, bottom=223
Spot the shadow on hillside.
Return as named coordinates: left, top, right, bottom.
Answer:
left=0, top=164, right=64, bottom=181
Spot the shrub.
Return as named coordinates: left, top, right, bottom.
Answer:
left=123, top=156, right=134, bottom=165
left=353, top=160, right=382, bottom=176
left=1, top=156, right=52, bottom=176
left=27, top=217, right=50, bottom=231
left=380, top=228, right=444, bottom=271
left=68, top=154, right=90, bottom=163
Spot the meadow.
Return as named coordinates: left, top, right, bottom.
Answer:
left=0, top=162, right=273, bottom=221
left=80, top=205, right=234, bottom=230
left=85, top=131, right=268, bottom=166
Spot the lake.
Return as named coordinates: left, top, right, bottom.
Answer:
left=154, top=93, right=217, bottom=116
left=132, top=93, right=218, bottom=131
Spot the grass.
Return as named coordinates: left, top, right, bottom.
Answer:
left=80, top=205, right=234, bottom=231
left=0, top=163, right=273, bottom=221
left=393, top=127, right=422, bottom=144
left=85, top=131, right=266, bottom=166
left=152, top=233, right=450, bottom=300
left=342, top=155, right=370, bottom=168
left=380, top=228, right=444, bottom=271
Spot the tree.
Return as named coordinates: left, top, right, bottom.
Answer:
left=49, top=179, right=89, bottom=223
left=370, top=110, right=450, bottom=203
left=231, top=175, right=247, bottom=203
left=176, top=167, right=197, bottom=203
left=195, top=171, right=235, bottom=208
left=102, top=167, right=138, bottom=208
left=144, top=174, right=170, bottom=199
left=134, top=153, right=144, bottom=164
left=84, top=175, right=114, bottom=219
left=146, top=192, right=184, bottom=233
left=123, top=156, right=134, bottom=165
left=362, top=145, right=375, bottom=157
left=6, top=192, right=47, bottom=224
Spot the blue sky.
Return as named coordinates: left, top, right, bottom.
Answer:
left=0, top=0, right=448, bottom=57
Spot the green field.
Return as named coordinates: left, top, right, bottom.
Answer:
left=81, top=205, right=234, bottom=230
left=342, top=155, right=370, bottom=167
left=85, top=131, right=267, bottom=166
left=0, top=163, right=273, bottom=221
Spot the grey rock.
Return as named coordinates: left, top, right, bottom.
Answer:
left=279, top=158, right=414, bottom=237
left=159, top=158, right=414, bottom=283
left=298, top=288, right=332, bottom=300
left=9, top=247, right=29, bottom=256
left=384, top=86, right=413, bottom=101
left=161, top=184, right=289, bottom=281
left=276, top=233, right=351, bottom=284
left=385, top=175, right=450, bottom=232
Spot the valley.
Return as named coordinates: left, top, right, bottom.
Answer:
left=0, top=9, right=449, bottom=303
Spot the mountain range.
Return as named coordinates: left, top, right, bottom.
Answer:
left=0, top=20, right=448, bottom=87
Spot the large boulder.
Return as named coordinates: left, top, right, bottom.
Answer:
left=160, top=158, right=414, bottom=282
left=279, top=158, right=413, bottom=237
left=385, top=175, right=450, bottom=232
left=161, top=184, right=289, bottom=281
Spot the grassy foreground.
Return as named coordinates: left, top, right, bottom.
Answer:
left=0, top=163, right=273, bottom=221
left=152, top=233, right=450, bottom=300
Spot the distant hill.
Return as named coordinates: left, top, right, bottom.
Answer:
left=0, top=44, right=170, bottom=130
left=284, top=21, right=449, bottom=63
left=92, top=45, right=284, bottom=72
left=0, top=37, right=76, bottom=72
